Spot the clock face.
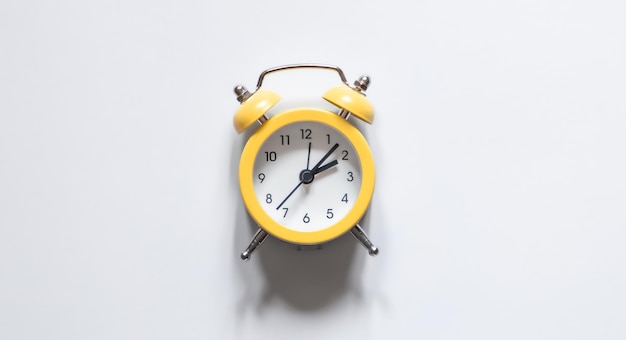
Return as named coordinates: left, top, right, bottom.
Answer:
left=252, top=121, right=361, bottom=233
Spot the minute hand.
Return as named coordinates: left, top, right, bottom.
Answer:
left=311, top=143, right=339, bottom=173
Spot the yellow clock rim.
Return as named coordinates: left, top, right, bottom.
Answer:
left=239, top=108, right=375, bottom=245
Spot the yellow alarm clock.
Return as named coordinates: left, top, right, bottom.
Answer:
left=233, top=64, right=378, bottom=261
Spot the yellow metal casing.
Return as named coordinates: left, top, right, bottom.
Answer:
left=322, top=85, right=374, bottom=124
left=238, top=108, right=375, bottom=245
left=233, top=90, right=281, bottom=133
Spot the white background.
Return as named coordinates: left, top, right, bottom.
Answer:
left=1, top=1, right=625, bottom=339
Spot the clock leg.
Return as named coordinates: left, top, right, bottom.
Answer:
left=350, top=223, right=379, bottom=256
left=240, top=228, right=268, bottom=261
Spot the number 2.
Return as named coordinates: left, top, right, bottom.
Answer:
left=341, top=150, right=349, bottom=160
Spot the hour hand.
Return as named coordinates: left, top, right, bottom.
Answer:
left=313, top=159, right=338, bottom=175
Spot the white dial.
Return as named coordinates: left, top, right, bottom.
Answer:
left=253, top=121, right=361, bottom=232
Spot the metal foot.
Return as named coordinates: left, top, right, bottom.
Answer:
left=241, top=228, right=268, bottom=261
left=350, top=223, right=379, bottom=256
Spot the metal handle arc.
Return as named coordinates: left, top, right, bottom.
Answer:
left=255, top=64, right=349, bottom=90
